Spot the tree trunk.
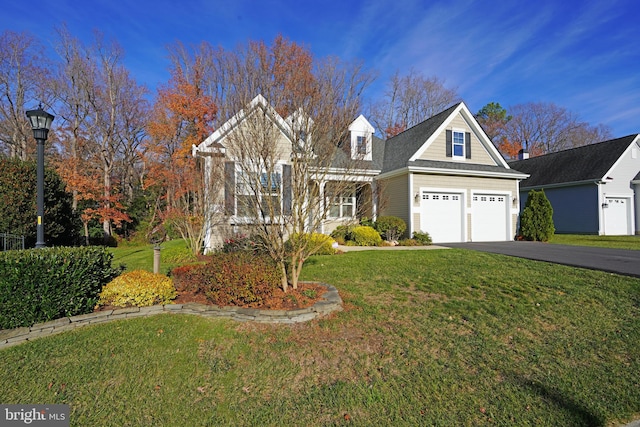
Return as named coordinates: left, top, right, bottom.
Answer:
left=279, top=262, right=288, bottom=293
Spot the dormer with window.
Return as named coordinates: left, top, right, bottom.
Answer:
left=348, top=115, right=375, bottom=161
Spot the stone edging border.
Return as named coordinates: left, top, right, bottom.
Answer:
left=0, top=282, right=342, bottom=350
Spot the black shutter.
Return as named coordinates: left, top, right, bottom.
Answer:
left=224, top=161, right=235, bottom=216
left=282, top=164, right=292, bottom=215
left=465, top=132, right=471, bottom=159
left=446, top=130, right=452, bottom=157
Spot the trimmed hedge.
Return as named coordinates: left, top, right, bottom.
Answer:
left=0, top=247, right=122, bottom=329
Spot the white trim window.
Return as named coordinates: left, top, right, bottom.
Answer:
left=327, top=183, right=355, bottom=218
left=236, top=166, right=282, bottom=218
left=453, top=130, right=465, bottom=157
left=350, top=132, right=372, bottom=161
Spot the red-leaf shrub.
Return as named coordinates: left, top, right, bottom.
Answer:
left=171, top=252, right=280, bottom=307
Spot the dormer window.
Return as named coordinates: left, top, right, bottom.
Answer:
left=348, top=115, right=375, bottom=161
left=357, top=136, right=367, bottom=155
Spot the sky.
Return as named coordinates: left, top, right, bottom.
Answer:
left=2, top=0, right=639, bottom=137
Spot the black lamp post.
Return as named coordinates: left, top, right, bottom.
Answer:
left=26, top=105, right=54, bottom=249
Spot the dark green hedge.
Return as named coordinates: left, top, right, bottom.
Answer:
left=0, top=247, right=122, bottom=329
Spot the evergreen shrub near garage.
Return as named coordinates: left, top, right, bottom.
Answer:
left=0, top=247, right=122, bottom=329
left=519, top=189, right=555, bottom=242
left=374, top=216, right=407, bottom=241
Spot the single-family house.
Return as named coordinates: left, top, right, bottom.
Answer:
left=193, top=95, right=529, bottom=250
left=509, top=135, right=640, bottom=235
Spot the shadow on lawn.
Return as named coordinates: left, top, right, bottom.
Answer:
left=509, top=375, right=605, bottom=426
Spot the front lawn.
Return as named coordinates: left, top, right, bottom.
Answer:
left=550, top=234, right=640, bottom=250
left=1, top=250, right=639, bottom=426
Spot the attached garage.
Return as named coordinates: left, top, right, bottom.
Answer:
left=419, top=191, right=464, bottom=243
left=603, top=197, right=631, bottom=235
left=471, top=193, right=510, bottom=241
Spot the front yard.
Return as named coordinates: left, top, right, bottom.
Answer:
left=1, top=249, right=639, bottom=426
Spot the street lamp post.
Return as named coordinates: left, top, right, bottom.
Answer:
left=26, top=105, right=54, bottom=249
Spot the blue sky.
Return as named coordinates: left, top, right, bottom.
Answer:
left=2, top=0, right=639, bottom=136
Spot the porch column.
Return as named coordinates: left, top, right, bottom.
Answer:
left=371, top=181, right=378, bottom=221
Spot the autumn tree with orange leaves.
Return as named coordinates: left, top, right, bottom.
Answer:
left=145, top=53, right=220, bottom=255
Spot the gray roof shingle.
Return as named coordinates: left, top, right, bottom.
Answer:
left=508, top=135, right=638, bottom=188
left=382, top=103, right=461, bottom=173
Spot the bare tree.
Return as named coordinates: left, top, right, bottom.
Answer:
left=369, top=69, right=459, bottom=138
left=505, top=102, right=613, bottom=156
left=0, top=30, right=51, bottom=159
left=194, top=36, right=374, bottom=290
left=51, top=26, right=95, bottom=214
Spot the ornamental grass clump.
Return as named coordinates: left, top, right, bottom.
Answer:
left=97, top=270, right=177, bottom=308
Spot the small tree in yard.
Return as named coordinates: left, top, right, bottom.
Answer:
left=204, top=35, right=374, bottom=291
left=519, top=189, right=554, bottom=241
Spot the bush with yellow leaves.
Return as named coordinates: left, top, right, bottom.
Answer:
left=97, top=270, right=177, bottom=308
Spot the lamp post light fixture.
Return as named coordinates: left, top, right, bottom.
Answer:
left=26, top=105, right=54, bottom=249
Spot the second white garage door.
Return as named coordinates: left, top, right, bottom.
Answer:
left=472, top=194, right=509, bottom=242
left=603, top=197, right=630, bottom=235
left=419, top=191, right=464, bottom=243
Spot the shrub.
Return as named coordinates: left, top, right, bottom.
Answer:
left=330, top=225, right=353, bottom=245
left=221, top=234, right=267, bottom=254
left=412, top=231, right=433, bottom=245
left=0, top=157, right=79, bottom=247
left=0, top=247, right=121, bottom=329
left=171, top=253, right=280, bottom=307
left=170, top=264, right=207, bottom=293
left=97, top=270, right=176, bottom=308
left=286, top=232, right=337, bottom=256
left=351, top=225, right=383, bottom=246
left=398, top=238, right=420, bottom=246
left=375, top=216, right=407, bottom=241
left=520, top=189, right=555, bottom=242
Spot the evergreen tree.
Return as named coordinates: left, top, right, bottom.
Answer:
left=0, top=157, right=79, bottom=247
left=519, top=189, right=555, bottom=241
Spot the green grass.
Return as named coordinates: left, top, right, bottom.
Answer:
left=109, top=239, right=196, bottom=273
left=549, top=234, right=640, bottom=250
left=1, top=250, right=639, bottom=426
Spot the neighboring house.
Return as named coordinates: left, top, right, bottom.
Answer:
left=377, top=102, right=528, bottom=243
left=194, top=95, right=528, bottom=250
left=509, top=135, right=640, bottom=235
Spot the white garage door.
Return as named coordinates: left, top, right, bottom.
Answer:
left=472, top=194, right=509, bottom=242
left=604, top=197, right=630, bottom=235
left=419, top=191, right=464, bottom=243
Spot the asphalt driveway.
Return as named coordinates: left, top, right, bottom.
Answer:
left=442, top=241, right=640, bottom=278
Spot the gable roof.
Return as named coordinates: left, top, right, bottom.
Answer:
left=508, top=134, right=639, bottom=188
left=382, top=103, right=460, bottom=173
left=380, top=102, right=524, bottom=178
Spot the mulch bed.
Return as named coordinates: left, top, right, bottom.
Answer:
left=96, top=282, right=327, bottom=312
